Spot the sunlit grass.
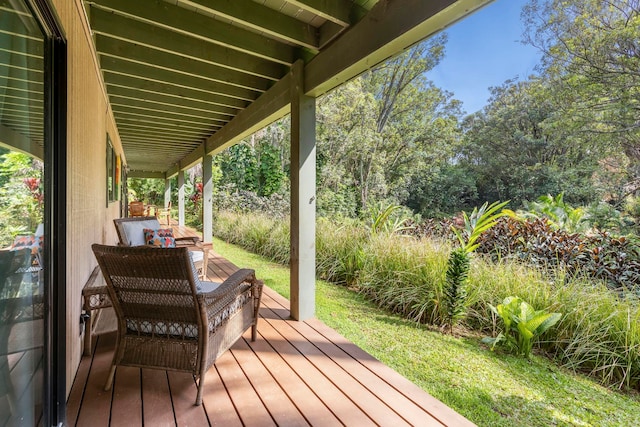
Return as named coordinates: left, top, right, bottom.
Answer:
left=214, top=237, right=640, bottom=427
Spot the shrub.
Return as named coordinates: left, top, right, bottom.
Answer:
left=476, top=216, right=640, bottom=295
left=483, top=296, right=562, bottom=358
left=316, top=218, right=367, bottom=286
left=357, top=234, right=449, bottom=325
left=213, top=210, right=289, bottom=264
left=213, top=211, right=640, bottom=390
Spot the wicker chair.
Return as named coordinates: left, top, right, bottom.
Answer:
left=113, top=216, right=209, bottom=280
left=91, top=244, right=263, bottom=406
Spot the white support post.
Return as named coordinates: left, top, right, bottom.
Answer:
left=164, top=178, right=171, bottom=208
left=178, top=170, right=185, bottom=226
left=290, top=60, right=316, bottom=321
left=202, top=154, right=213, bottom=243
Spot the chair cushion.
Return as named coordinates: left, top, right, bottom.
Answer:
left=121, top=219, right=161, bottom=246
left=190, top=250, right=204, bottom=263
left=197, top=281, right=221, bottom=293
left=188, top=251, right=208, bottom=289
left=143, top=228, right=176, bottom=248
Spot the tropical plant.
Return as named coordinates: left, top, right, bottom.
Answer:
left=483, top=296, right=562, bottom=358
left=521, top=193, right=589, bottom=233
left=443, top=201, right=509, bottom=332
left=366, top=202, right=413, bottom=235
left=443, top=247, right=470, bottom=332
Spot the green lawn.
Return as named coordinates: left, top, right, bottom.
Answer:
left=214, top=237, right=640, bottom=427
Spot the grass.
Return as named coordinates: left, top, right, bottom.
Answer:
left=214, top=236, right=640, bottom=427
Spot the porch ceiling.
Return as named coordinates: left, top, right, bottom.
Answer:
left=82, top=0, right=490, bottom=176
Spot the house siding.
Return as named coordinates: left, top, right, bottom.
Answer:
left=51, top=0, right=124, bottom=396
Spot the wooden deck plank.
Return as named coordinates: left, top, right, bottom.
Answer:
left=260, top=295, right=414, bottom=427
left=255, top=306, right=377, bottom=426
left=262, top=292, right=446, bottom=426
left=66, top=343, right=94, bottom=426
left=200, top=364, right=243, bottom=427
left=166, top=371, right=210, bottom=427
left=110, top=366, right=143, bottom=427
left=231, top=336, right=310, bottom=427
left=307, top=318, right=475, bottom=426
left=141, top=369, right=175, bottom=427
left=241, top=325, right=342, bottom=427
left=74, top=333, right=115, bottom=427
left=214, top=349, right=277, bottom=426
left=265, top=286, right=471, bottom=426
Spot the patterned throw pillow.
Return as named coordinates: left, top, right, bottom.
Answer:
left=11, top=235, right=36, bottom=252
left=143, top=228, right=176, bottom=248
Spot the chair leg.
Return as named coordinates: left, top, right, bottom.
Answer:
left=195, top=374, right=205, bottom=406
left=251, top=323, right=257, bottom=342
left=104, top=365, right=116, bottom=391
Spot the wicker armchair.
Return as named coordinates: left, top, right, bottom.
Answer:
left=91, top=244, right=263, bottom=405
left=113, top=216, right=209, bottom=280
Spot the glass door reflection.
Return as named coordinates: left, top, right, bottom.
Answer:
left=1, top=1, right=46, bottom=425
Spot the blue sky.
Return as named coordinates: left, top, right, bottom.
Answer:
left=428, top=0, right=542, bottom=114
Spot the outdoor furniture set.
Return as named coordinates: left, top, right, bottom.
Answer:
left=85, top=216, right=263, bottom=405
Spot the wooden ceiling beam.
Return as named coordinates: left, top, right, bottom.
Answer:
left=89, top=8, right=285, bottom=81
left=103, top=72, right=247, bottom=111
left=118, top=132, right=208, bottom=145
left=127, top=170, right=166, bottom=179
left=285, top=0, right=352, bottom=26
left=87, top=0, right=295, bottom=65
left=113, top=111, right=220, bottom=134
left=114, top=120, right=217, bottom=137
left=205, top=67, right=293, bottom=155
left=120, top=135, right=203, bottom=146
left=182, top=0, right=318, bottom=49
left=95, top=35, right=272, bottom=93
left=109, top=95, right=233, bottom=122
left=113, top=106, right=218, bottom=127
left=305, top=0, right=491, bottom=97
left=105, top=86, right=240, bottom=117
left=99, top=56, right=260, bottom=102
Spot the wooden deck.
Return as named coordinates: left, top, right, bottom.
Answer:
left=67, top=225, right=474, bottom=426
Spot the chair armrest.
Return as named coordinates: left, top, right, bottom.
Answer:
left=175, top=236, right=201, bottom=246
left=198, top=269, right=261, bottom=313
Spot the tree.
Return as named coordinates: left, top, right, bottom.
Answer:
left=458, top=78, right=599, bottom=208
left=218, top=119, right=289, bottom=198
left=523, top=0, right=640, bottom=196
left=316, top=36, right=463, bottom=215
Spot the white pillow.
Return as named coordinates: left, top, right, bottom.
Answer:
left=121, top=219, right=160, bottom=246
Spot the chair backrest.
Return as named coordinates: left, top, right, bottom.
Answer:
left=91, top=244, right=202, bottom=330
left=114, top=216, right=161, bottom=246
left=129, top=201, right=145, bottom=217
left=157, top=201, right=172, bottom=225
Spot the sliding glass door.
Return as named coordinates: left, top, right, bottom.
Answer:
left=0, top=0, right=65, bottom=425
